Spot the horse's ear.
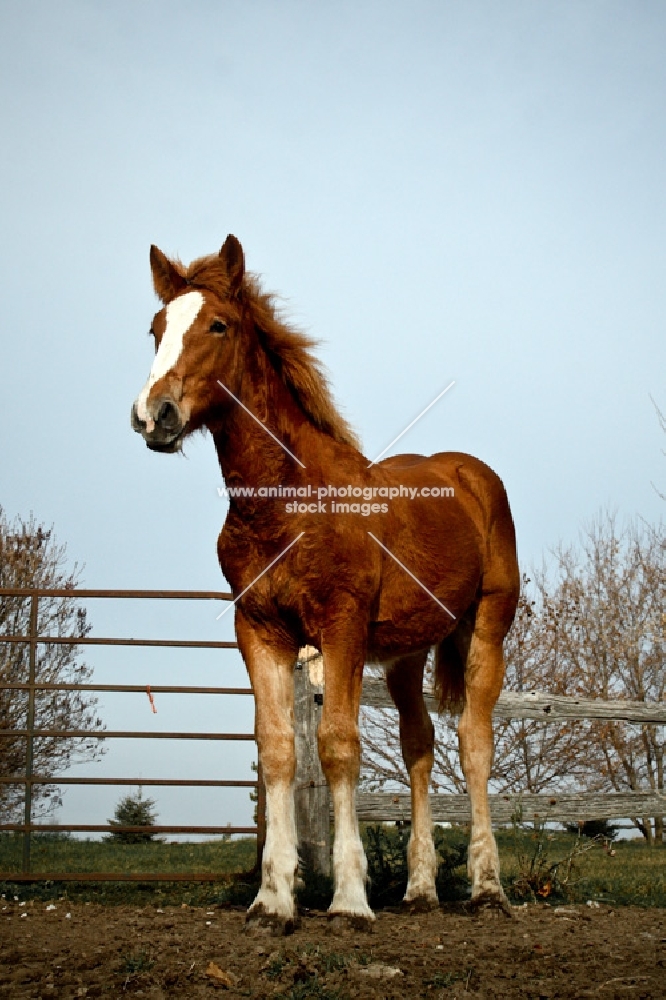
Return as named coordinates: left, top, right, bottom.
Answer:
left=219, top=235, right=245, bottom=296
left=150, top=245, right=188, bottom=304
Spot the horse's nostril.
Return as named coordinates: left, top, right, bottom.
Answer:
left=156, top=400, right=180, bottom=430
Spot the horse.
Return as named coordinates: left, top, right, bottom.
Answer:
left=131, top=235, right=520, bottom=932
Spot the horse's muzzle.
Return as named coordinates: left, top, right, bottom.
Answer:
left=131, top=397, right=185, bottom=453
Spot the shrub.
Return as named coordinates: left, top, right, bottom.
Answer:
left=107, top=789, right=158, bottom=844
left=565, top=819, right=619, bottom=841
left=363, top=823, right=467, bottom=908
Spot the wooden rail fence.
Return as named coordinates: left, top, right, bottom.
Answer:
left=294, top=652, right=666, bottom=875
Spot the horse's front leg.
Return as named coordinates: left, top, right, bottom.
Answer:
left=236, top=612, right=299, bottom=932
left=317, top=622, right=374, bottom=928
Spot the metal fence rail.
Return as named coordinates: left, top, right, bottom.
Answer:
left=0, top=587, right=265, bottom=883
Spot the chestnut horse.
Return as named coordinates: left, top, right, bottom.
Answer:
left=131, top=235, right=519, bottom=930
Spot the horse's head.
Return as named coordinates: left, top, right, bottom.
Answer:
left=131, top=235, right=245, bottom=452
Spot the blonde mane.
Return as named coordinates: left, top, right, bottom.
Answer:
left=182, top=253, right=360, bottom=450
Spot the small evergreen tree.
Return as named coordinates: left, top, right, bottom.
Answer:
left=107, top=788, right=158, bottom=844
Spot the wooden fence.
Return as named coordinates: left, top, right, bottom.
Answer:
left=294, top=652, right=666, bottom=875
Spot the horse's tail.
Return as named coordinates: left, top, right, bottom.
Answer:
left=433, top=609, right=475, bottom=714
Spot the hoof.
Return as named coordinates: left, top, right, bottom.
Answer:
left=327, top=912, right=375, bottom=933
left=246, top=904, right=300, bottom=936
left=470, top=890, right=513, bottom=917
left=402, top=894, right=439, bottom=914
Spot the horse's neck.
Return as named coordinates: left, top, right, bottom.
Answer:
left=212, top=343, right=314, bottom=489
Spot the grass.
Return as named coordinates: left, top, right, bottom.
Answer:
left=279, top=982, right=346, bottom=1000
left=497, top=828, right=666, bottom=907
left=120, top=948, right=154, bottom=975
left=423, top=970, right=472, bottom=990
left=0, top=832, right=257, bottom=905
left=1, top=828, right=664, bottom=908
left=0, top=832, right=256, bottom=875
left=260, top=944, right=369, bottom=1000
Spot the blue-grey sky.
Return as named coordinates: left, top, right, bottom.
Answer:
left=1, top=1, right=665, bottom=834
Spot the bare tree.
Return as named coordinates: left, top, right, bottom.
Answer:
left=485, top=582, right=594, bottom=795
left=0, top=507, right=104, bottom=823
left=538, top=514, right=665, bottom=843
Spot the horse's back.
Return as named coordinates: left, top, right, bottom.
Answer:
left=377, top=450, right=515, bottom=540
left=378, top=449, right=507, bottom=494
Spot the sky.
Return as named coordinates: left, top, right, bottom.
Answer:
left=1, top=1, right=665, bottom=836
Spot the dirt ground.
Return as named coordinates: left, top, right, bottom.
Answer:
left=1, top=899, right=665, bottom=999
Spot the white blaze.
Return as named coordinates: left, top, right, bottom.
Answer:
left=135, top=290, right=204, bottom=426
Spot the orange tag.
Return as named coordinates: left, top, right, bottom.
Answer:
left=146, top=685, right=157, bottom=714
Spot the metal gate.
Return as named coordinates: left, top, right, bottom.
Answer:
left=0, top=587, right=265, bottom=882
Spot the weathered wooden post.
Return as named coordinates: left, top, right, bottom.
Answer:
left=294, top=647, right=331, bottom=876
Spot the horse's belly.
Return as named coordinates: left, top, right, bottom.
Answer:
left=367, top=615, right=457, bottom=660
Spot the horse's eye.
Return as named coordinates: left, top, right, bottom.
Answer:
left=210, top=320, right=227, bottom=335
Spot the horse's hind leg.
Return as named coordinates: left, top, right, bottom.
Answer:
left=456, top=614, right=511, bottom=913
left=386, top=651, right=438, bottom=909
